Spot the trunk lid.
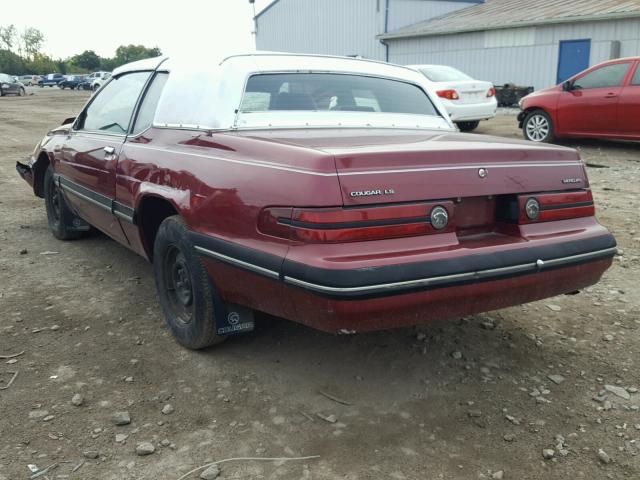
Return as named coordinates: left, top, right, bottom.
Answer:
left=327, top=131, right=584, bottom=206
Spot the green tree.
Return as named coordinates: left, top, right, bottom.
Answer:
left=21, top=27, right=44, bottom=59
left=113, top=44, right=162, bottom=67
left=0, top=25, right=17, bottom=51
left=25, top=53, right=58, bottom=75
left=0, top=48, right=25, bottom=74
left=72, top=50, right=100, bottom=70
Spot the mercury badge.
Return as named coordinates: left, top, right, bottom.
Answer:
left=478, top=168, right=488, bottom=178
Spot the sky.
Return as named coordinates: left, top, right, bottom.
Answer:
left=3, top=0, right=274, bottom=59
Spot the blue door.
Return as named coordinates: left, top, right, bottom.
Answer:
left=557, top=39, right=591, bottom=84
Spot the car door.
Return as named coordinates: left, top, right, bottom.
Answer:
left=55, top=71, right=151, bottom=243
left=556, top=61, right=631, bottom=137
left=617, top=61, right=640, bottom=138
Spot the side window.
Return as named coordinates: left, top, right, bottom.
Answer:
left=131, top=72, right=169, bottom=135
left=573, top=63, right=630, bottom=90
left=79, top=72, right=150, bottom=134
left=631, top=65, right=640, bottom=86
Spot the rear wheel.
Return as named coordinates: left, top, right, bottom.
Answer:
left=153, top=216, right=226, bottom=349
left=44, top=166, right=83, bottom=240
left=456, top=121, right=480, bottom=132
left=523, top=110, right=555, bottom=143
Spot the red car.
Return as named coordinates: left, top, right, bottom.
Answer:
left=16, top=54, right=616, bottom=349
left=519, top=57, right=640, bottom=142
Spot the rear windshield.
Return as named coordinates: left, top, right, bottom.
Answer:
left=240, top=73, right=438, bottom=116
left=419, top=66, right=473, bottom=82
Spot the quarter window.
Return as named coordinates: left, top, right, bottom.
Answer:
left=79, top=72, right=150, bottom=134
left=573, top=63, right=630, bottom=89
left=631, top=65, right=640, bottom=86
left=132, top=72, right=169, bottom=135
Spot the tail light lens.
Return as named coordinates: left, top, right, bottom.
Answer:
left=487, top=86, right=496, bottom=98
left=436, top=89, right=459, bottom=100
left=259, top=202, right=454, bottom=243
left=518, top=190, right=594, bottom=223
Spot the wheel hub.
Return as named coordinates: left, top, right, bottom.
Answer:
left=171, top=256, right=193, bottom=306
left=526, top=115, right=549, bottom=142
left=163, top=246, right=194, bottom=324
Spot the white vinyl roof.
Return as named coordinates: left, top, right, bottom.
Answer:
left=113, top=53, right=453, bottom=132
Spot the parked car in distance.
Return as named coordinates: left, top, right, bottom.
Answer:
left=91, top=72, right=111, bottom=91
left=0, top=73, right=26, bottom=96
left=19, top=74, right=41, bottom=86
left=39, top=73, right=65, bottom=87
left=409, top=64, right=497, bottom=132
left=58, top=75, right=85, bottom=90
left=84, top=71, right=111, bottom=91
left=519, top=57, right=640, bottom=142
left=16, top=54, right=616, bottom=349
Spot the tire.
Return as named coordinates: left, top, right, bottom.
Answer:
left=18, top=87, right=25, bottom=96
left=44, top=166, right=83, bottom=240
left=456, top=121, right=480, bottom=132
left=0, top=87, right=3, bottom=97
left=523, top=110, right=555, bottom=143
left=153, top=216, right=227, bottom=349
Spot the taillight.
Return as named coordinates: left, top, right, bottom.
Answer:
left=518, top=190, right=594, bottom=223
left=258, top=202, right=455, bottom=243
left=487, top=86, right=496, bottom=98
left=436, top=89, right=459, bottom=100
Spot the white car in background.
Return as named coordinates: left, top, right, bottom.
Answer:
left=408, top=64, right=497, bottom=132
left=87, top=71, right=111, bottom=91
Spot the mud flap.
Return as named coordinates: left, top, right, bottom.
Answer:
left=217, top=303, right=255, bottom=336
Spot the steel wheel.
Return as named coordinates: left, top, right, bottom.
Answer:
left=525, top=113, right=550, bottom=142
left=162, top=245, right=194, bottom=325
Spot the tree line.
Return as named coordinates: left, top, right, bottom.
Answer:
left=0, top=24, right=161, bottom=75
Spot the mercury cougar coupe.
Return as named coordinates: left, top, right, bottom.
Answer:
left=16, top=54, right=616, bottom=349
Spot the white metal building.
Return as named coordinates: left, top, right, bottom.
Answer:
left=255, top=0, right=640, bottom=90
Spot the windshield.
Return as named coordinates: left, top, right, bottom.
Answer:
left=419, top=66, right=473, bottom=82
left=240, top=73, right=438, bottom=116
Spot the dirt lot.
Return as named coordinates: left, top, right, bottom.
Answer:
left=0, top=88, right=639, bottom=480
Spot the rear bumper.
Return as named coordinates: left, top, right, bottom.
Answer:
left=443, top=98, right=497, bottom=122
left=191, top=228, right=616, bottom=332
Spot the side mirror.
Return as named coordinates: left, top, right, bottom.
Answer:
left=562, top=81, right=573, bottom=92
left=62, top=116, right=76, bottom=126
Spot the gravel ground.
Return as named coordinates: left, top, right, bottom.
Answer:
left=0, top=88, right=639, bottom=480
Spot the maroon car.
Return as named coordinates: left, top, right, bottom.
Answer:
left=16, top=54, right=616, bottom=349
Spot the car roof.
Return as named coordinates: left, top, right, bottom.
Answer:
left=145, top=52, right=452, bottom=132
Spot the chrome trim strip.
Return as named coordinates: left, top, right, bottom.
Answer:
left=125, top=143, right=582, bottom=178
left=59, top=182, right=111, bottom=212
left=57, top=175, right=136, bottom=224
left=125, top=144, right=337, bottom=177
left=194, top=245, right=280, bottom=279
left=282, top=247, right=617, bottom=294
left=339, top=162, right=583, bottom=176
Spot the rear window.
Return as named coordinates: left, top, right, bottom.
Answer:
left=419, top=66, right=473, bottom=82
left=240, top=73, right=438, bottom=116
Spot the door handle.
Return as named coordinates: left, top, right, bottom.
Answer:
left=605, top=93, right=618, bottom=98
left=103, top=146, right=116, bottom=155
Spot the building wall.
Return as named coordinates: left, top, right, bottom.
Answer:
left=387, top=18, right=640, bottom=90
left=255, top=0, right=478, bottom=60
left=256, top=0, right=386, bottom=60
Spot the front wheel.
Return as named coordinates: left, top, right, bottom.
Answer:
left=44, top=166, right=83, bottom=240
left=456, top=121, right=480, bottom=132
left=523, top=110, right=555, bottom=143
left=153, top=216, right=227, bottom=349
left=18, top=87, right=25, bottom=96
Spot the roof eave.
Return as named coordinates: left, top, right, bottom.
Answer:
left=379, top=11, right=640, bottom=40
